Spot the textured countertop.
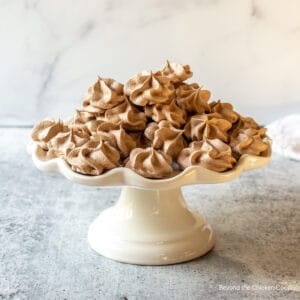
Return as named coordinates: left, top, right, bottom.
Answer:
left=0, top=128, right=299, bottom=300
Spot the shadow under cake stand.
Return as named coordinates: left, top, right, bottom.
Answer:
left=31, top=142, right=272, bottom=265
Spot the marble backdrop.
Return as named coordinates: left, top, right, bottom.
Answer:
left=0, top=0, right=300, bottom=125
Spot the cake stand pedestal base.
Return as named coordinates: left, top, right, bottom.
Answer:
left=88, top=186, right=214, bottom=265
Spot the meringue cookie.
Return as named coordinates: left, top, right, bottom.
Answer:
left=67, top=110, right=99, bottom=133
left=184, top=113, right=232, bottom=142
left=155, top=60, right=192, bottom=84
left=105, top=98, right=147, bottom=131
left=91, top=122, right=136, bottom=157
left=125, top=147, right=173, bottom=179
left=83, top=77, right=125, bottom=111
left=128, top=132, right=151, bottom=149
left=32, top=61, right=270, bottom=177
left=230, top=127, right=268, bottom=156
left=177, top=139, right=236, bottom=172
left=66, top=140, right=120, bottom=175
left=85, top=119, right=106, bottom=134
left=145, top=121, right=186, bottom=159
left=124, top=71, right=174, bottom=106
left=176, top=83, right=211, bottom=114
left=210, top=100, right=239, bottom=124
left=144, top=99, right=187, bottom=128
left=47, top=128, right=90, bottom=157
left=31, top=119, right=66, bottom=150
left=232, top=116, right=260, bottom=131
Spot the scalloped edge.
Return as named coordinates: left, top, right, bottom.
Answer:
left=30, top=140, right=272, bottom=189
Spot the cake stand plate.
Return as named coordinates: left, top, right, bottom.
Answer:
left=30, top=142, right=271, bottom=265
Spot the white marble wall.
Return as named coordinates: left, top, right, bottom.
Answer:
left=1, top=0, right=300, bottom=125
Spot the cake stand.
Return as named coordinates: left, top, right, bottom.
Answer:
left=30, top=141, right=271, bottom=265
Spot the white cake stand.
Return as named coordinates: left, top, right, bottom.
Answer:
left=31, top=142, right=271, bottom=265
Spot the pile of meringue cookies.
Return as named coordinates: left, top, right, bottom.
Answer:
left=31, top=61, right=269, bottom=179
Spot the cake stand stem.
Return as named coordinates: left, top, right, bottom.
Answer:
left=88, top=186, right=214, bottom=265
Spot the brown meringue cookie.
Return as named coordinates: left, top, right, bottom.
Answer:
left=144, top=99, right=187, bottom=128
left=145, top=121, right=186, bottom=159
left=67, top=110, right=99, bottom=133
left=47, top=128, right=90, bottom=157
left=105, top=98, right=147, bottom=131
left=82, top=100, right=106, bottom=115
left=91, top=122, right=136, bottom=158
left=85, top=119, right=106, bottom=134
left=177, top=139, right=236, bottom=172
left=230, top=127, right=268, bottom=156
left=144, top=122, right=159, bottom=141
left=176, top=83, right=211, bottom=114
left=184, top=113, right=232, bottom=142
left=83, top=77, right=125, bottom=111
left=31, top=119, right=66, bottom=150
left=66, top=140, right=120, bottom=175
left=155, top=60, right=192, bottom=84
left=209, top=100, right=239, bottom=124
left=128, top=132, right=151, bottom=149
left=125, top=147, right=173, bottom=179
left=74, top=109, right=98, bottom=123
left=232, top=116, right=260, bottom=131
left=124, top=71, right=174, bottom=106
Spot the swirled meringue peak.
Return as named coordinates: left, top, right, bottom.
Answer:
left=145, top=121, right=186, bottom=159
left=128, top=132, right=152, bottom=149
left=177, top=139, right=236, bottom=172
left=32, top=60, right=271, bottom=177
left=184, top=113, right=232, bottom=142
left=48, top=128, right=90, bottom=157
left=145, top=99, right=187, bottom=128
left=91, top=122, right=136, bottom=158
left=124, top=71, right=174, bottom=106
left=155, top=60, right=192, bottom=84
left=66, top=140, right=120, bottom=175
left=230, top=125, right=268, bottom=156
left=105, top=98, right=147, bottom=131
left=31, top=119, right=66, bottom=150
left=83, top=77, right=125, bottom=111
left=125, top=147, right=173, bottom=178
left=67, top=110, right=97, bottom=133
left=210, top=100, right=239, bottom=124
left=233, top=116, right=260, bottom=131
left=176, top=83, right=211, bottom=114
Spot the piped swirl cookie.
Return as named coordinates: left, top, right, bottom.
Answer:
left=144, top=99, right=187, bottom=128
left=31, top=119, right=67, bottom=150
left=125, top=147, right=173, bottom=179
left=177, top=139, right=236, bottom=172
left=155, top=60, right=192, bottom=84
left=176, top=83, right=211, bottom=114
left=83, top=77, right=125, bottom=111
left=184, top=113, right=232, bottom=142
left=66, top=140, right=120, bottom=176
left=124, top=71, right=174, bottom=106
left=144, top=121, right=186, bottom=159
left=105, top=99, right=147, bottom=131
left=91, top=122, right=136, bottom=158
left=230, top=117, right=268, bottom=156
left=31, top=60, right=269, bottom=178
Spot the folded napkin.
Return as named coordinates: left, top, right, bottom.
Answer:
left=267, top=114, right=300, bottom=161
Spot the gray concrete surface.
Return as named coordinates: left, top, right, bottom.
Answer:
left=0, top=128, right=299, bottom=300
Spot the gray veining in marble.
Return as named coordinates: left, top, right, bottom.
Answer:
left=0, top=128, right=299, bottom=299
left=0, top=0, right=300, bottom=125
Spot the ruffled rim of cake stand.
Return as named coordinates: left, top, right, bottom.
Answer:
left=30, top=140, right=272, bottom=189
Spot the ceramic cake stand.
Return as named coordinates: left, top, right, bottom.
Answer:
left=31, top=142, right=271, bottom=265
